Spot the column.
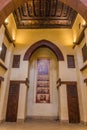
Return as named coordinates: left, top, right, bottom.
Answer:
left=58, top=84, right=68, bottom=122
left=58, top=61, right=69, bottom=122
left=0, top=44, right=14, bottom=122
left=17, top=83, right=28, bottom=122
left=74, top=46, right=87, bottom=123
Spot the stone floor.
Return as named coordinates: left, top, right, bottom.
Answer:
left=0, top=119, right=87, bottom=130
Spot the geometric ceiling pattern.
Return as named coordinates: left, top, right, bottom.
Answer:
left=13, top=0, right=77, bottom=29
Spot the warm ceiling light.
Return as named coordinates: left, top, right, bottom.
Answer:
left=12, top=36, right=15, bottom=42
left=73, top=37, right=77, bottom=44
left=73, top=38, right=77, bottom=45
left=73, top=41, right=77, bottom=45
left=4, top=19, right=8, bottom=25
left=12, top=32, right=16, bottom=42
left=0, top=46, right=2, bottom=52
left=81, top=23, right=87, bottom=28
left=79, top=22, right=87, bottom=29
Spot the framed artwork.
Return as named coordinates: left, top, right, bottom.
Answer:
left=36, top=59, right=50, bottom=103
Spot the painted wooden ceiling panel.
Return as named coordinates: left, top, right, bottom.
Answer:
left=13, top=0, right=77, bottom=29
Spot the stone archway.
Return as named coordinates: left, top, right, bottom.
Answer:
left=23, top=40, right=64, bottom=61
left=24, top=39, right=63, bottom=120
left=0, top=0, right=87, bottom=26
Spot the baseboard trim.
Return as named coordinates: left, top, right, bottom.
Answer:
left=81, top=121, right=87, bottom=125
left=60, top=120, right=69, bottom=123
left=17, top=119, right=25, bottom=123
left=0, top=119, right=5, bottom=123
left=26, top=116, right=59, bottom=121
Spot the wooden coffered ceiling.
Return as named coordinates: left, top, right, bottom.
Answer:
left=13, top=0, right=77, bottom=29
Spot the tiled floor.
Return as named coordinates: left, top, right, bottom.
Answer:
left=0, top=119, right=87, bottom=130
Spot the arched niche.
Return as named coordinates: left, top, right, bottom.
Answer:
left=23, top=40, right=64, bottom=61
left=27, top=47, right=59, bottom=118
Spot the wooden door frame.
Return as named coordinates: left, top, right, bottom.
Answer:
left=6, top=81, right=20, bottom=122
left=66, top=82, right=80, bottom=123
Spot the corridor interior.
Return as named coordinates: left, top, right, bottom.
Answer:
left=0, top=0, right=87, bottom=129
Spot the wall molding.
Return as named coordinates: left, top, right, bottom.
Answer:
left=0, top=61, right=7, bottom=71
left=10, top=78, right=29, bottom=88
left=73, top=26, right=86, bottom=49
left=57, top=78, right=77, bottom=88
left=56, top=78, right=61, bottom=89
left=80, top=64, right=87, bottom=71
left=4, top=24, right=15, bottom=47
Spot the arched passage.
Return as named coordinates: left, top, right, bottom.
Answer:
left=0, top=0, right=87, bottom=26
left=23, top=40, right=64, bottom=61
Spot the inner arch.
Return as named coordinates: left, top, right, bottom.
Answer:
left=23, top=40, right=64, bottom=61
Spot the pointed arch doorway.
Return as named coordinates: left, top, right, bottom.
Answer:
left=24, top=40, right=64, bottom=120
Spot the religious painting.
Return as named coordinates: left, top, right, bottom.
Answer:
left=36, top=59, right=50, bottom=103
